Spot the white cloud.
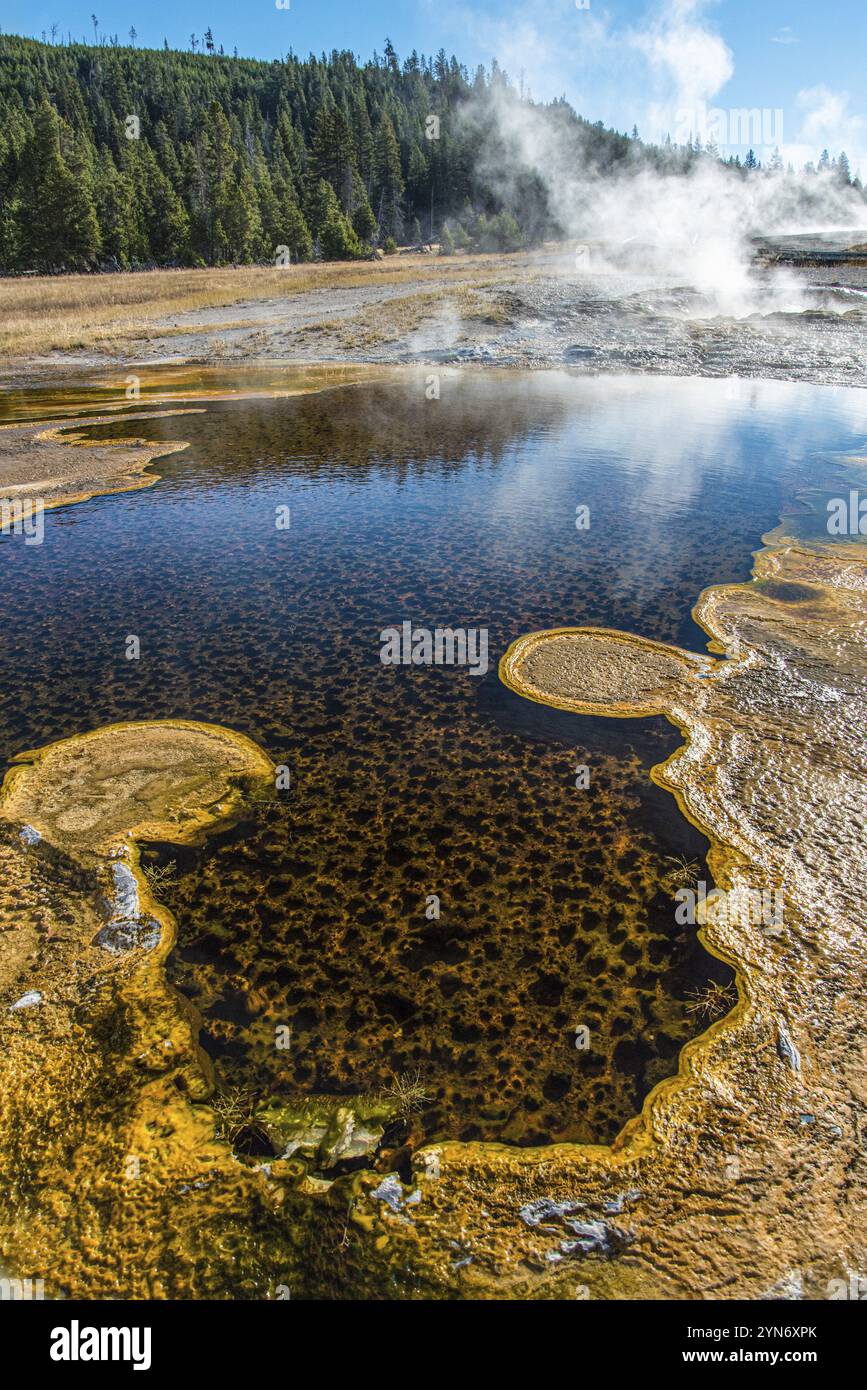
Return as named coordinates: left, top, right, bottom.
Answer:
left=628, top=0, right=734, bottom=112
left=433, top=1, right=865, bottom=173
left=432, top=0, right=614, bottom=110
left=435, top=0, right=734, bottom=139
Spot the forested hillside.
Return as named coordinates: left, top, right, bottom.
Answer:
left=0, top=33, right=861, bottom=274
left=0, top=33, right=643, bottom=272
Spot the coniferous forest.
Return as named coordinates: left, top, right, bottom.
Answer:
left=0, top=31, right=674, bottom=273
left=0, top=31, right=862, bottom=274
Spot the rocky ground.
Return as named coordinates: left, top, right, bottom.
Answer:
left=3, top=240, right=865, bottom=389
left=118, top=257, right=867, bottom=388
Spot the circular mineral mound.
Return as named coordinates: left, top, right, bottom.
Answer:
left=501, top=627, right=707, bottom=718
left=1, top=720, right=274, bottom=853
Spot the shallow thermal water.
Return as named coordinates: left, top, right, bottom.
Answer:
left=1, top=369, right=864, bottom=1146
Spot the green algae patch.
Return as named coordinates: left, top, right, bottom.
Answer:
left=256, top=1094, right=398, bottom=1171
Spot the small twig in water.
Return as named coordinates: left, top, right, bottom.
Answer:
left=685, top=980, right=737, bottom=1021
left=384, top=1069, right=432, bottom=1120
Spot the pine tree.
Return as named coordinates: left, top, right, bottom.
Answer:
left=307, top=107, right=336, bottom=190
left=94, top=146, right=135, bottom=266
left=278, top=188, right=313, bottom=262
left=222, top=158, right=261, bottom=261
left=20, top=100, right=101, bottom=270
left=406, top=143, right=429, bottom=210
left=201, top=101, right=235, bottom=261
left=253, top=146, right=281, bottom=250
left=315, top=179, right=362, bottom=259
left=350, top=93, right=373, bottom=191
left=373, top=112, right=404, bottom=241
left=351, top=185, right=377, bottom=244
left=305, top=176, right=336, bottom=242
left=147, top=159, right=190, bottom=262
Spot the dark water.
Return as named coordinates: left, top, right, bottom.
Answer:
left=2, top=369, right=863, bottom=1146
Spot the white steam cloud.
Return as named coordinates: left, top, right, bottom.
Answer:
left=629, top=0, right=734, bottom=119
left=458, top=1, right=867, bottom=318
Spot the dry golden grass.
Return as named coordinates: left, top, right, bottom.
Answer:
left=0, top=252, right=535, bottom=361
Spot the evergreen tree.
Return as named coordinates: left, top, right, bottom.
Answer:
left=1, top=30, right=854, bottom=275
left=351, top=187, right=377, bottom=244
left=19, top=100, right=100, bottom=269
left=316, top=179, right=362, bottom=259
left=201, top=101, right=236, bottom=261
left=372, top=112, right=404, bottom=241
left=278, top=189, right=313, bottom=262
left=223, top=157, right=262, bottom=261
left=94, top=146, right=135, bottom=265
left=147, top=159, right=190, bottom=262
left=350, top=93, right=373, bottom=190
left=308, top=106, right=357, bottom=215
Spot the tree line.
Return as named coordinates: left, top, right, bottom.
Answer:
left=0, top=33, right=861, bottom=274
left=0, top=33, right=644, bottom=272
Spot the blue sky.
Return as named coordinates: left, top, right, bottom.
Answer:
left=4, top=0, right=866, bottom=167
